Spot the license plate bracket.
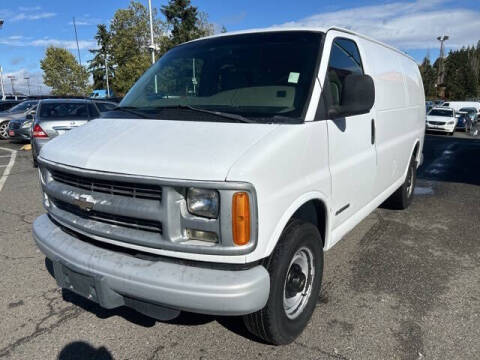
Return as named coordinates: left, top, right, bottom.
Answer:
left=52, top=261, right=124, bottom=308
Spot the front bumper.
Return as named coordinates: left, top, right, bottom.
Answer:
left=33, top=214, right=270, bottom=317
left=426, top=123, right=455, bottom=133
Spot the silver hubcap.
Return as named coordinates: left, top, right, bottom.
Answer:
left=283, top=247, right=315, bottom=319
left=0, top=122, right=8, bottom=138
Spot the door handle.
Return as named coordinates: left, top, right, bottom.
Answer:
left=371, top=118, right=376, bottom=145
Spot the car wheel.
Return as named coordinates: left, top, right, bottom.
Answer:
left=384, top=155, right=417, bottom=210
left=243, top=220, right=323, bottom=345
left=0, top=121, right=9, bottom=140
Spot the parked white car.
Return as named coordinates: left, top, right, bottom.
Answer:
left=33, top=27, right=425, bottom=345
left=426, top=107, right=457, bottom=135
left=441, top=101, right=480, bottom=115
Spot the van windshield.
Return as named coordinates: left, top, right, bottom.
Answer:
left=119, top=31, right=323, bottom=123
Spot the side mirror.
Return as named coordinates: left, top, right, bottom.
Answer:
left=328, top=74, right=375, bottom=119
left=26, top=113, right=34, bottom=120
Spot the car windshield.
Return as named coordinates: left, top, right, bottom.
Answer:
left=119, top=31, right=323, bottom=123
left=39, top=103, right=89, bottom=120
left=429, top=109, right=453, bottom=117
left=459, top=108, right=476, bottom=115
left=8, top=101, right=37, bottom=112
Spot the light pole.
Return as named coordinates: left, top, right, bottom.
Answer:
left=147, top=0, right=158, bottom=93
left=24, top=76, right=31, bottom=96
left=0, top=20, right=4, bottom=100
left=436, top=35, right=449, bottom=98
left=7, top=75, right=16, bottom=99
left=0, top=66, right=5, bottom=100
left=148, top=0, right=156, bottom=64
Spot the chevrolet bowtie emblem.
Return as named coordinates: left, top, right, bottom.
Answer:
left=74, top=194, right=95, bottom=211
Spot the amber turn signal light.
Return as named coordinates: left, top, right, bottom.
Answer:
left=232, top=192, right=250, bottom=246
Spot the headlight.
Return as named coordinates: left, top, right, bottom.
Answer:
left=187, top=188, right=219, bottom=218
left=22, top=120, right=33, bottom=128
left=447, top=120, right=455, bottom=125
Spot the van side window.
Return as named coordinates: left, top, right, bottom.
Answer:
left=327, top=38, right=364, bottom=106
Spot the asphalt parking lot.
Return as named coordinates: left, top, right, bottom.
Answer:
left=0, top=133, right=479, bottom=360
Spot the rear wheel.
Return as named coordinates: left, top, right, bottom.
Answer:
left=384, top=155, right=417, bottom=210
left=0, top=121, right=9, bottom=140
left=243, top=220, right=323, bottom=345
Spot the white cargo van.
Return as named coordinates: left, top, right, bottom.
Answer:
left=33, top=27, right=425, bottom=344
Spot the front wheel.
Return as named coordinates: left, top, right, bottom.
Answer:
left=384, top=155, right=417, bottom=210
left=243, top=220, right=323, bottom=345
left=0, top=121, right=9, bottom=140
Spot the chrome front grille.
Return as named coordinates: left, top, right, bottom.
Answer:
left=429, top=121, right=445, bottom=125
left=53, top=199, right=162, bottom=233
left=50, top=169, right=162, bottom=201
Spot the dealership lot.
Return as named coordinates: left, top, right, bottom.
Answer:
left=0, top=134, right=479, bottom=360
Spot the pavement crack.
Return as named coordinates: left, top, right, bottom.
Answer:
left=0, top=289, right=82, bottom=358
left=294, top=341, right=351, bottom=360
left=0, top=209, right=35, bottom=225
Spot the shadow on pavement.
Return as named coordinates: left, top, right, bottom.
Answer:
left=418, top=134, right=480, bottom=186
left=58, top=341, right=113, bottom=360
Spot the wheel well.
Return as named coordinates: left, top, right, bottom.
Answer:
left=290, top=200, right=327, bottom=246
left=412, top=141, right=420, bottom=163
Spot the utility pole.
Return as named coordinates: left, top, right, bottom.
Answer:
left=0, top=66, right=5, bottom=100
left=24, top=76, right=31, bottom=96
left=72, top=17, right=82, bottom=65
left=436, top=35, right=449, bottom=98
left=7, top=75, right=16, bottom=99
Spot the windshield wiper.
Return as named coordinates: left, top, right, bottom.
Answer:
left=269, top=115, right=302, bottom=124
left=113, top=106, right=152, bottom=119
left=156, top=105, right=254, bottom=123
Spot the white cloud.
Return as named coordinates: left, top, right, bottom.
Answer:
left=11, top=12, right=56, bottom=21
left=2, top=68, right=50, bottom=96
left=0, top=36, right=96, bottom=50
left=30, top=39, right=96, bottom=50
left=277, top=0, right=480, bottom=50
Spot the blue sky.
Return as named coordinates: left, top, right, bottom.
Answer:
left=1, top=0, right=480, bottom=94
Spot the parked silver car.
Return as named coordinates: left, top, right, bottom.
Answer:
left=31, top=99, right=117, bottom=166
left=0, top=100, right=38, bottom=139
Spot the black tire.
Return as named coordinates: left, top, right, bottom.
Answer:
left=0, top=121, right=9, bottom=140
left=384, top=155, right=417, bottom=210
left=31, top=144, right=38, bottom=168
left=243, top=220, right=323, bottom=345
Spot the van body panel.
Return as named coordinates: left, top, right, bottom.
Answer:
left=226, top=121, right=331, bottom=262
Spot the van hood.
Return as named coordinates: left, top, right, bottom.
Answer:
left=39, top=118, right=279, bottom=181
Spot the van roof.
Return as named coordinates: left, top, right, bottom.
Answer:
left=186, top=26, right=414, bottom=62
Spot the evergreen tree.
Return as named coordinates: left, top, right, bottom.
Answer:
left=88, top=24, right=114, bottom=91
left=161, top=0, right=213, bottom=50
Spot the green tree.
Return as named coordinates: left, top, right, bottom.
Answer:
left=40, top=46, right=90, bottom=96
left=109, top=1, right=166, bottom=95
left=161, top=0, right=213, bottom=51
left=419, top=56, right=437, bottom=99
left=88, top=24, right=114, bottom=90
left=444, top=48, right=478, bottom=100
